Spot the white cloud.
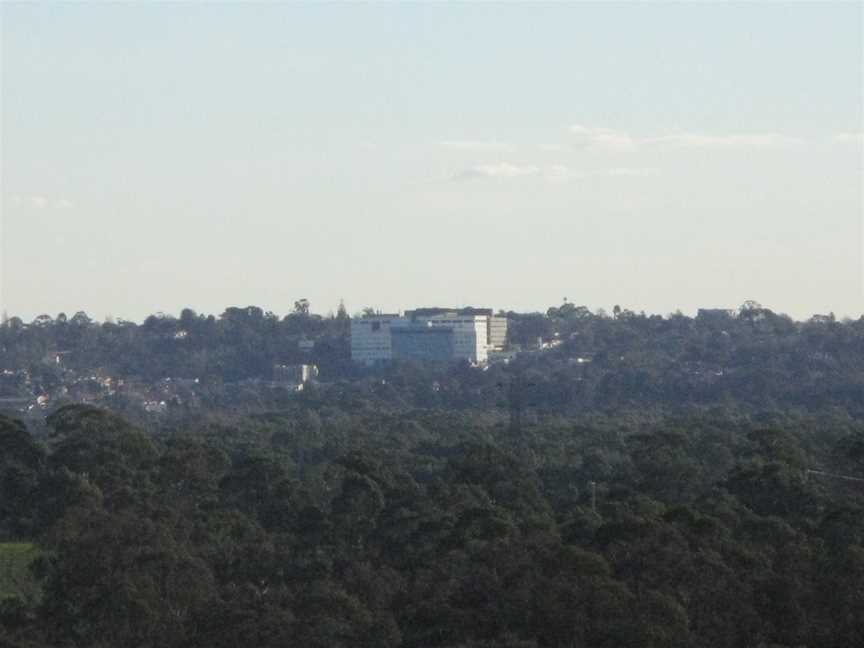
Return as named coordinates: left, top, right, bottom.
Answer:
left=455, top=163, right=541, bottom=180
left=645, top=132, right=803, bottom=150
left=544, top=165, right=585, bottom=182
left=440, top=140, right=516, bottom=153
left=453, top=163, right=589, bottom=182
left=831, top=132, right=864, bottom=144
left=6, top=194, right=73, bottom=209
left=566, top=125, right=804, bottom=153
left=605, top=167, right=661, bottom=177
left=455, top=161, right=663, bottom=182
left=569, top=124, right=638, bottom=153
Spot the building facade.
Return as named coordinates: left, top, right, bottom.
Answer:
left=488, top=316, right=508, bottom=350
left=422, top=314, right=489, bottom=364
left=350, top=315, right=402, bottom=365
left=391, top=324, right=455, bottom=362
left=273, top=364, right=319, bottom=383
left=351, top=308, right=503, bottom=365
left=404, top=308, right=508, bottom=351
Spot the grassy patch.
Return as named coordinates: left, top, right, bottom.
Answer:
left=0, top=542, right=42, bottom=603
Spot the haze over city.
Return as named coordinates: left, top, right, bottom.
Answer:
left=1, top=2, right=862, bottom=321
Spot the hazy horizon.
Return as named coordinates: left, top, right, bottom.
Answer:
left=0, top=300, right=859, bottom=327
left=2, top=3, right=862, bottom=322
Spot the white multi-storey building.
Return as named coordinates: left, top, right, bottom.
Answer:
left=488, top=316, right=508, bottom=350
left=423, top=314, right=489, bottom=364
left=351, top=309, right=502, bottom=365
left=350, top=314, right=403, bottom=365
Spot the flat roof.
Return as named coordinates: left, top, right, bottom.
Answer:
left=406, top=306, right=494, bottom=317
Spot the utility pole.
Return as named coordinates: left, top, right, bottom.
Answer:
left=507, top=372, right=525, bottom=437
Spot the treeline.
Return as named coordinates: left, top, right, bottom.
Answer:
left=489, top=303, right=864, bottom=414
left=0, top=303, right=351, bottom=384
left=1, top=403, right=863, bottom=647
left=2, top=301, right=864, bottom=415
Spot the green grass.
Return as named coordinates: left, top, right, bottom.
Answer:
left=0, top=542, right=42, bottom=603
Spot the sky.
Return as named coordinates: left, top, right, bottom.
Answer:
left=1, top=2, right=862, bottom=322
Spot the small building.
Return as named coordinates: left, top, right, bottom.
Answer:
left=297, top=337, right=315, bottom=353
left=488, top=349, right=519, bottom=364
left=273, top=364, right=319, bottom=384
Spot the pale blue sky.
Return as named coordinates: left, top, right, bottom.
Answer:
left=1, top=2, right=862, bottom=321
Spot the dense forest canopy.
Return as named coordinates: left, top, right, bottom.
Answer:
left=1, top=402, right=863, bottom=647
left=1, top=301, right=863, bottom=647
